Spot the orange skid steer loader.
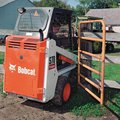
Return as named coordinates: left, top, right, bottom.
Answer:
left=3, top=7, right=106, bottom=105
left=4, top=7, right=78, bottom=106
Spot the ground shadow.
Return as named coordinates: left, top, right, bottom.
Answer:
left=21, top=86, right=120, bottom=119
left=22, top=100, right=67, bottom=114
left=104, top=88, right=120, bottom=119
left=110, top=48, right=120, bottom=53
left=105, top=56, right=115, bottom=64
left=22, top=86, right=99, bottom=114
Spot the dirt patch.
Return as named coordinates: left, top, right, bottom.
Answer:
left=0, top=94, right=81, bottom=120
left=0, top=94, right=119, bottom=120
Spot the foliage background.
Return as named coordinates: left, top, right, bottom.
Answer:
left=33, top=0, right=120, bottom=17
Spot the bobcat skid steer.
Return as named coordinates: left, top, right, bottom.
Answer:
left=3, top=7, right=78, bottom=106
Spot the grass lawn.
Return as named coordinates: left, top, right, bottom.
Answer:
left=0, top=52, right=4, bottom=64
left=63, top=87, right=120, bottom=119
left=92, top=61, right=120, bottom=82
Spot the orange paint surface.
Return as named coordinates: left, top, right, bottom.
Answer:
left=4, top=35, right=46, bottom=101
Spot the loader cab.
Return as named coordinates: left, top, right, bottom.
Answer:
left=14, top=7, right=52, bottom=39
left=14, top=7, right=73, bottom=50
left=49, top=8, right=72, bottom=50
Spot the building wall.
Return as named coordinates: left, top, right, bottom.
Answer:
left=0, top=0, right=34, bottom=30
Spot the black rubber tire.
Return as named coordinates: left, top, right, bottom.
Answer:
left=106, top=43, right=114, bottom=52
left=68, top=68, right=78, bottom=94
left=52, top=76, right=71, bottom=106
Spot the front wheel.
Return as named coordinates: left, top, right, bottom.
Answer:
left=52, top=76, right=71, bottom=106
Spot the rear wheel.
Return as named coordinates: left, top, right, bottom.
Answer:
left=106, top=43, right=114, bottom=52
left=53, top=76, right=71, bottom=106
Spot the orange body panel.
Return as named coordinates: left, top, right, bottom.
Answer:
left=4, top=35, right=46, bottom=101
